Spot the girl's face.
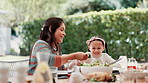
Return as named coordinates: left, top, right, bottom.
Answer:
left=88, top=40, right=105, bottom=58
left=54, top=23, right=66, bottom=43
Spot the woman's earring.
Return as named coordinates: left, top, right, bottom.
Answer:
left=49, top=26, right=52, bottom=32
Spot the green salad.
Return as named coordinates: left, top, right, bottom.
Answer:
left=80, top=61, right=112, bottom=67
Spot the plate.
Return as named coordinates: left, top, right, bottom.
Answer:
left=113, top=67, right=121, bottom=71
left=57, top=70, right=68, bottom=75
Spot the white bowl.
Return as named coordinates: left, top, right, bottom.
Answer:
left=80, top=66, right=113, bottom=75
left=122, top=71, right=147, bottom=79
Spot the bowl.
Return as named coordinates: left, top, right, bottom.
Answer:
left=122, top=71, right=147, bottom=79
left=80, top=66, right=113, bottom=75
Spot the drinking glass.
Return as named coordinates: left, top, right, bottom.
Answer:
left=37, top=52, right=58, bottom=83
left=50, top=66, right=58, bottom=83
left=127, top=57, right=137, bottom=70
left=67, top=60, right=76, bottom=78
left=32, top=52, right=53, bottom=83
left=118, top=68, right=126, bottom=83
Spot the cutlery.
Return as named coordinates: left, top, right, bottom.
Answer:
left=108, top=58, right=122, bottom=65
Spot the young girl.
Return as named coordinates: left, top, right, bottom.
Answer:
left=83, top=36, right=121, bottom=67
left=28, top=17, right=88, bottom=75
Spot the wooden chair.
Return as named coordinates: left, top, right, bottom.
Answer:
left=0, top=59, right=29, bottom=77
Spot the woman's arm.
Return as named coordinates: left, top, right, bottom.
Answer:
left=33, top=41, right=88, bottom=67
left=60, top=52, right=88, bottom=66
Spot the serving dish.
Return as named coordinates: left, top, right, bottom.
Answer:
left=80, top=66, right=113, bottom=75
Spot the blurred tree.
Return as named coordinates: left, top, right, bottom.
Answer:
left=0, top=0, right=141, bottom=27
left=63, top=0, right=140, bottom=15
left=0, top=0, right=66, bottom=28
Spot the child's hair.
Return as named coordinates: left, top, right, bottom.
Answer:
left=86, top=36, right=109, bottom=54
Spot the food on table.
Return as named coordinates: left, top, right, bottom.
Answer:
left=86, top=72, right=116, bottom=82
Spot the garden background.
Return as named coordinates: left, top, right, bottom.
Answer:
left=0, top=0, right=147, bottom=61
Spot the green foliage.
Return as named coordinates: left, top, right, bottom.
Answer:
left=0, top=0, right=66, bottom=28
left=62, top=8, right=148, bottom=60
left=120, top=0, right=140, bottom=8
left=18, top=18, right=44, bottom=56
left=19, top=8, right=148, bottom=61
left=64, top=0, right=140, bottom=15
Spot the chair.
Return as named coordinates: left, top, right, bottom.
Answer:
left=0, top=59, right=29, bottom=77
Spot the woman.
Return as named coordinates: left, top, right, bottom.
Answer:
left=28, top=17, right=88, bottom=75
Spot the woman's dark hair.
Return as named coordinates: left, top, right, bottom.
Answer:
left=86, top=36, right=109, bottom=54
left=40, top=17, right=65, bottom=53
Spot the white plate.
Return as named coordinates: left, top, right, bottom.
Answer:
left=57, top=70, right=68, bottom=75
left=113, top=67, right=120, bottom=71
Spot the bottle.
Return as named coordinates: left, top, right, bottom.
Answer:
left=69, top=66, right=83, bottom=83
left=32, top=52, right=53, bottom=83
left=127, top=57, right=137, bottom=70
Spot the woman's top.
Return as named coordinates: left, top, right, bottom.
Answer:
left=83, top=53, right=121, bottom=68
left=28, top=40, right=62, bottom=75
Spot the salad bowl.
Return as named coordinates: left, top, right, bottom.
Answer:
left=80, top=66, right=113, bottom=75
left=122, top=70, right=147, bottom=79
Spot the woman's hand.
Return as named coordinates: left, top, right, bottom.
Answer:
left=61, top=52, right=88, bottom=66
left=73, top=52, right=88, bottom=61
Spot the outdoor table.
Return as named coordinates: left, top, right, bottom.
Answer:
left=8, top=75, right=146, bottom=83
left=8, top=76, right=67, bottom=83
